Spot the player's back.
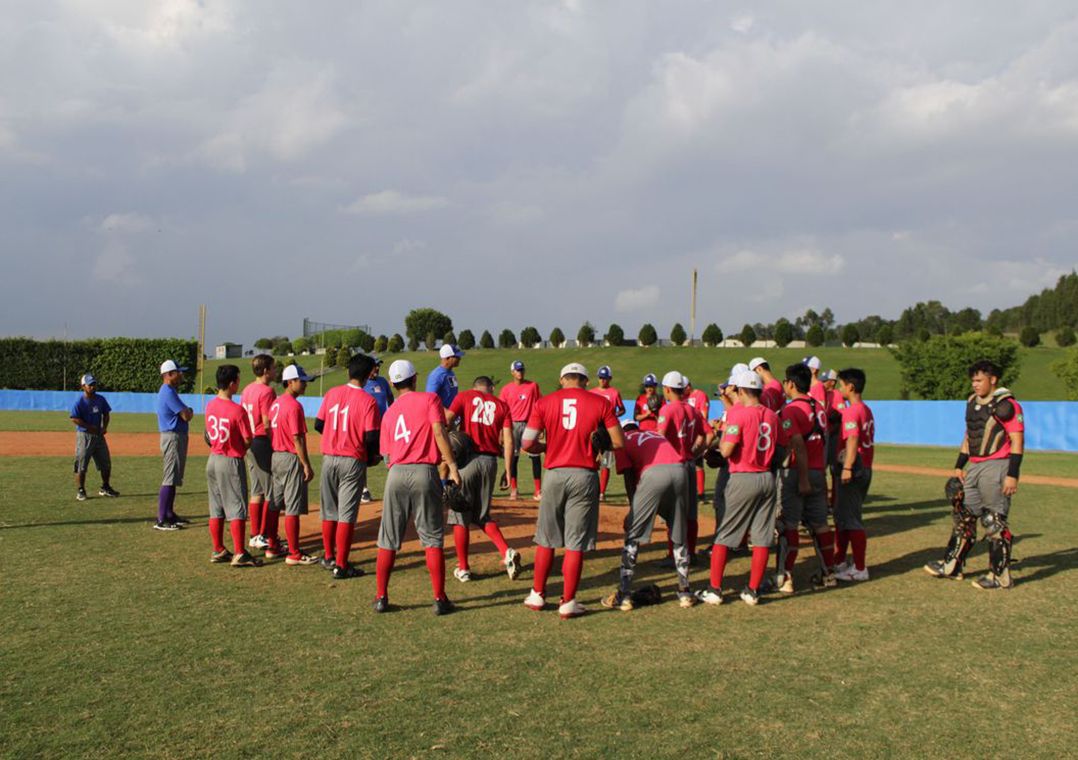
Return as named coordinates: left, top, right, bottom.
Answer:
left=381, top=391, right=442, bottom=466
left=452, top=389, right=510, bottom=456
left=726, top=404, right=780, bottom=472
left=531, top=387, right=614, bottom=470
left=318, top=384, right=379, bottom=458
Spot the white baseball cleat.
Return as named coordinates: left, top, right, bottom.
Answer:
left=523, top=589, right=546, bottom=611
left=249, top=534, right=269, bottom=549
left=504, top=548, right=522, bottom=580
left=694, top=587, right=724, bottom=605
left=558, top=598, right=587, bottom=620
left=453, top=567, right=472, bottom=583
left=835, top=565, right=869, bottom=582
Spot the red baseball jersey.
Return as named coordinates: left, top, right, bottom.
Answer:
left=450, top=389, right=511, bottom=456
left=499, top=380, right=542, bottom=422
left=686, top=388, right=710, bottom=420
left=526, top=387, right=618, bottom=470
left=205, top=397, right=253, bottom=458
left=316, top=384, right=381, bottom=459
left=656, top=400, right=706, bottom=462
left=380, top=391, right=444, bottom=466
left=779, top=397, right=825, bottom=471
left=240, top=382, right=276, bottom=437
left=634, top=393, right=660, bottom=431
left=840, top=401, right=875, bottom=469
left=614, top=429, right=683, bottom=475
left=809, top=381, right=828, bottom=409
left=971, top=398, right=1024, bottom=463
left=723, top=404, right=780, bottom=473
left=270, top=393, right=306, bottom=454
left=591, top=386, right=625, bottom=416
left=761, top=379, right=785, bottom=412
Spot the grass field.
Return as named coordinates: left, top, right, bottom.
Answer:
left=1, top=417, right=1076, bottom=757
left=191, top=344, right=1073, bottom=401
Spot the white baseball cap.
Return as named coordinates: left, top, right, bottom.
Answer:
left=730, top=363, right=749, bottom=375
left=282, top=364, right=311, bottom=382
left=682, top=376, right=691, bottom=386
left=439, top=344, right=464, bottom=359
left=736, top=370, right=763, bottom=390
left=803, top=356, right=821, bottom=370
left=560, top=362, right=588, bottom=378
left=748, top=357, right=767, bottom=371
left=80, top=373, right=96, bottom=386
left=821, top=368, right=838, bottom=381
left=387, top=359, right=416, bottom=383
left=661, top=370, right=685, bottom=389
left=511, top=360, right=525, bottom=372
left=159, top=360, right=188, bottom=374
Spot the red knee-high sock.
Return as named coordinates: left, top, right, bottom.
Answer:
left=688, top=519, right=699, bottom=557
left=510, top=477, right=518, bottom=490
left=285, top=516, right=301, bottom=558
left=710, top=544, right=729, bottom=589
left=816, top=529, right=835, bottom=569
left=599, top=468, right=610, bottom=495
left=335, top=522, right=355, bottom=568
left=749, top=546, right=770, bottom=591
left=483, top=522, right=510, bottom=555
left=229, top=519, right=245, bottom=554
left=561, top=549, right=583, bottom=602
left=321, top=520, right=337, bottom=559
left=850, top=530, right=867, bottom=570
left=533, top=545, right=555, bottom=595
left=533, top=478, right=542, bottom=495
left=249, top=499, right=264, bottom=537
left=696, top=468, right=705, bottom=496
left=783, top=529, right=800, bottom=572
left=453, top=525, right=470, bottom=570
left=834, top=529, right=850, bottom=565
left=264, top=509, right=281, bottom=548
left=209, top=517, right=225, bottom=552
left=425, top=547, right=446, bottom=600
left=375, top=548, right=396, bottom=598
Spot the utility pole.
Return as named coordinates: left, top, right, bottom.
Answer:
left=197, top=305, right=206, bottom=412
left=690, top=268, right=698, bottom=344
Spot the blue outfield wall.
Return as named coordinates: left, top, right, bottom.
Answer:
left=2, top=390, right=1076, bottom=452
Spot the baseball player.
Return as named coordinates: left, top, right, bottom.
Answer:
left=696, top=370, right=780, bottom=607
left=240, top=354, right=277, bottom=550
left=590, top=365, right=626, bottom=502
left=426, top=343, right=463, bottom=408
left=633, top=374, right=661, bottom=431
left=70, top=373, right=119, bottom=501
left=314, top=354, right=382, bottom=580
left=699, top=365, right=748, bottom=551
left=373, top=360, right=461, bottom=615
left=445, top=376, right=523, bottom=581
left=749, top=357, right=785, bottom=412
left=655, top=371, right=709, bottom=565
left=268, top=364, right=318, bottom=566
left=684, top=377, right=710, bottom=503
left=603, top=420, right=696, bottom=611
left=498, top=360, right=543, bottom=500
left=831, top=368, right=875, bottom=582
left=775, top=362, right=837, bottom=592
left=204, top=364, right=261, bottom=567
left=936, top=360, right=1024, bottom=590
left=804, top=356, right=827, bottom=408
left=521, top=362, right=624, bottom=619
left=361, top=358, right=394, bottom=503
left=155, top=359, right=194, bottom=531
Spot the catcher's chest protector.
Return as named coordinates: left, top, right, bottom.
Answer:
left=965, top=391, right=1015, bottom=458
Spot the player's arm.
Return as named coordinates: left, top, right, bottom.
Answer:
left=841, top=431, right=859, bottom=484
left=521, top=426, right=545, bottom=454
left=1003, top=430, right=1024, bottom=496
left=501, top=425, right=514, bottom=474
left=70, top=415, right=98, bottom=434
left=100, top=411, right=109, bottom=435
left=954, top=434, right=970, bottom=482
left=431, top=421, right=460, bottom=485
left=788, top=433, right=810, bottom=494
left=295, top=433, right=314, bottom=482
left=690, top=430, right=707, bottom=458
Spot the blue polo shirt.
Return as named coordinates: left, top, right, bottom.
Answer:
left=70, top=393, right=111, bottom=433
left=425, top=365, right=458, bottom=408
left=156, top=384, right=190, bottom=433
left=363, top=375, right=394, bottom=415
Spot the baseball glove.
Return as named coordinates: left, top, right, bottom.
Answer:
left=629, top=584, right=662, bottom=607
left=447, top=429, right=474, bottom=470
left=703, top=447, right=725, bottom=469
left=591, top=426, right=613, bottom=453
left=944, top=476, right=964, bottom=504
left=646, top=394, right=662, bottom=414
left=441, top=481, right=471, bottom=513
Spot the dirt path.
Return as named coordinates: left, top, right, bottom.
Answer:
left=872, top=463, right=1078, bottom=489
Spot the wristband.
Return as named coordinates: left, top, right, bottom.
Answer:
left=954, top=452, right=969, bottom=470
left=1007, top=453, right=1023, bottom=479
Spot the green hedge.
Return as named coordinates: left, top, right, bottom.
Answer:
left=0, top=337, right=199, bottom=393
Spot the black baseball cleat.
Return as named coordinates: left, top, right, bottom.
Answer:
left=98, top=486, right=120, bottom=497
left=332, top=563, right=366, bottom=579
left=76, top=489, right=88, bottom=502
left=320, top=557, right=336, bottom=570
left=924, top=560, right=962, bottom=580
left=372, top=596, right=390, bottom=613
left=432, top=597, right=455, bottom=616
left=170, top=515, right=191, bottom=526
left=154, top=521, right=180, bottom=532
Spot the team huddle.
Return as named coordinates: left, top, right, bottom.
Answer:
left=67, top=349, right=1025, bottom=617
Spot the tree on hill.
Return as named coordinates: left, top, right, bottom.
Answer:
left=324, top=346, right=338, bottom=366
left=892, top=334, right=1020, bottom=399
left=549, top=327, right=565, bottom=347
left=739, top=324, right=756, bottom=348
left=387, top=334, right=404, bottom=353
left=638, top=323, right=657, bottom=347
left=774, top=319, right=793, bottom=348
left=842, top=324, right=860, bottom=347
left=374, top=335, right=388, bottom=353
left=292, top=336, right=312, bottom=354
left=443, top=330, right=457, bottom=346
left=498, top=329, right=517, bottom=349
left=577, top=322, right=596, bottom=347
left=480, top=330, right=495, bottom=349
left=1019, top=326, right=1041, bottom=347
left=254, top=337, right=273, bottom=350
left=1057, top=326, right=1076, bottom=348
left=876, top=325, right=895, bottom=346
left=701, top=323, right=723, bottom=347
left=995, top=271, right=1078, bottom=332
left=520, top=326, right=541, bottom=348
left=805, top=324, right=825, bottom=347
left=272, top=339, right=293, bottom=356
left=407, top=334, right=420, bottom=352
left=405, top=308, right=452, bottom=346
left=605, top=323, right=625, bottom=347
left=1052, top=348, right=1078, bottom=400
left=425, top=331, right=438, bottom=351
left=337, top=347, right=351, bottom=368
left=950, top=308, right=982, bottom=335
left=458, top=330, right=475, bottom=350
left=670, top=323, right=687, bottom=346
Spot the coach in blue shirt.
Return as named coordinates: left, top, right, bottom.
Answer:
left=70, top=373, right=119, bottom=501
left=426, top=343, right=463, bottom=408
left=155, top=359, right=194, bottom=531
left=363, top=359, right=394, bottom=415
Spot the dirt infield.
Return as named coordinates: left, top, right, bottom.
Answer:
left=872, top=463, right=1078, bottom=489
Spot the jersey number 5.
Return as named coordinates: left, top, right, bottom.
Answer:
left=561, top=399, right=577, bottom=430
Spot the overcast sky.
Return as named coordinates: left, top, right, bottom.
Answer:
left=3, top=1, right=1077, bottom=348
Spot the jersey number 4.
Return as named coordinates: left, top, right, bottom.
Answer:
left=394, top=415, right=411, bottom=444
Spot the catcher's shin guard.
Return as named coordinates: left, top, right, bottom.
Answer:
left=988, top=528, right=1014, bottom=587
left=940, top=509, right=978, bottom=577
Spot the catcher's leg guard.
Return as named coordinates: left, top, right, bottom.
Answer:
left=672, top=543, right=690, bottom=591
left=939, top=509, right=978, bottom=577
left=988, top=528, right=1014, bottom=588
left=619, top=540, right=640, bottom=596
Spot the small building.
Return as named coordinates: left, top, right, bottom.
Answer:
left=215, top=342, right=242, bottom=359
